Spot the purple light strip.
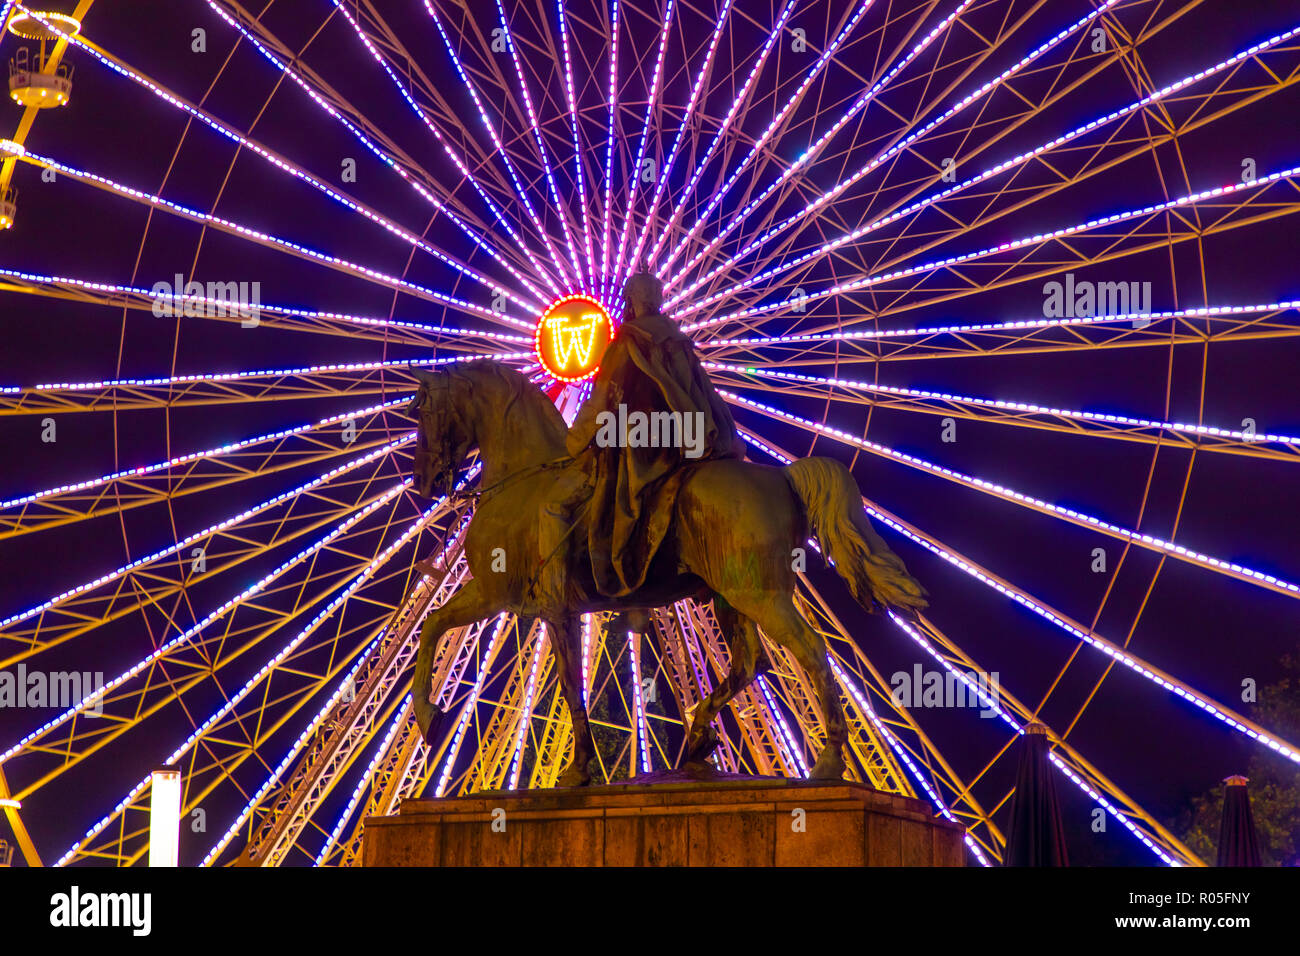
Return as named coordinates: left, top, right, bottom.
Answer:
left=557, top=0, right=597, bottom=286
left=724, top=390, right=1300, bottom=598
left=327, top=0, right=556, bottom=306
left=666, top=0, right=1104, bottom=297
left=686, top=161, right=1300, bottom=333
left=0, top=266, right=532, bottom=344
left=0, top=437, right=412, bottom=635
left=1, top=396, right=409, bottom=512
left=754, top=675, right=809, bottom=777
left=608, top=0, right=678, bottom=290
left=507, top=624, right=550, bottom=789
left=695, top=300, right=1300, bottom=350
left=623, top=0, right=734, bottom=277
left=599, top=0, right=622, bottom=303
left=493, top=0, right=586, bottom=290
left=651, top=0, right=876, bottom=273
left=645, top=0, right=795, bottom=280
left=21, top=148, right=531, bottom=328
left=7, top=351, right=528, bottom=400
left=26, top=1, right=545, bottom=307
left=1, top=475, right=414, bottom=766
left=737, top=431, right=1300, bottom=767
left=707, top=361, right=1300, bottom=448
left=629, top=633, right=652, bottom=774
left=422, top=0, right=572, bottom=293
left=675, top=15, right=1299, bottom=312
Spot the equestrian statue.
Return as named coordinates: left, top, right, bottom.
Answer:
left=405, top=271, right=927, bottom=786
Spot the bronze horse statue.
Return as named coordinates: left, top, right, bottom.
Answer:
left=406, top=361, right=926, bottom=785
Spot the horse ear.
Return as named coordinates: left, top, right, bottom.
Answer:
left=408, top=366, right=445, bottom=387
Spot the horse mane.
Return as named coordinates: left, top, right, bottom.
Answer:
left=445, top=359, right=567, bottom=438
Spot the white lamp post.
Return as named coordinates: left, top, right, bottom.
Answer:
left=148, top=768, right=182, bottom=867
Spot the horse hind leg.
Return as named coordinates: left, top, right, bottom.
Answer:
left=682, top=599, right=764, bottom=767
left=548, top=615, right=596, bottom=787
left=722, top=593, right=847, bottom=780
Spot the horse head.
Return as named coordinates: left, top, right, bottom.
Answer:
left=405, top=365, right=475, bottom=499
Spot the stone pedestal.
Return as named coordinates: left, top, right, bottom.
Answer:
left=363, top=777, right=966, bottom=866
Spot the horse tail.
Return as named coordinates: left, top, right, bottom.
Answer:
left=782, top=457, right=928, bottom=613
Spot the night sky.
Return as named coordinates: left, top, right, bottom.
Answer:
left=1, top=0, right=1298, bottom=867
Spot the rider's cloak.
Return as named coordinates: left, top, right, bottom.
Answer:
left=566, top=310, right=743, bottom=597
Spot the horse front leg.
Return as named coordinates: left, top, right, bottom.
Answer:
left=548, top=615, right=596, bottom=787
left=412, top=577, right=496, bottom=744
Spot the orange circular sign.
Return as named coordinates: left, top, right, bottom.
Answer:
left=534, top=294, right=613, bottom=382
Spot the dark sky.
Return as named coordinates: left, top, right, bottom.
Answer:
left=1, top=0, right=1298, bottom=867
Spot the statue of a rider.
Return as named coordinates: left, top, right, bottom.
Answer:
left=535, top=271, right=744, bottom=611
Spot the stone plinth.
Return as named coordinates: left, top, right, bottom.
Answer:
left=363, top=777, right=966, bottom=866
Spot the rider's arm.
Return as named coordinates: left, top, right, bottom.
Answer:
left=565, top=384, right=604, bottom=457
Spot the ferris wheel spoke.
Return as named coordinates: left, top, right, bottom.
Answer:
left=607, top=0, right=680, bottom=294
left=697, top=302, right=1300, bottom=364
left=598, top=0, right=621, bottom=302
left=2, top=477, right=431, bottom=822
left=311, top=694, right=414, bottom=868
left=677, top=14, right=1300, bottom=316
left=489, top=0, right=587, bottom=290
left=555, top=0, right=601, bottom=289
left=639, top=0, right=792, bottom=285
left=624, top=0, right=735, bottom=282
left=242, top=532, right=485, bottom=865
left=12, top=149, right=532, bottom=329
left=648, top=0, right=878, bottom=274
left=330, top=1, right=566, bottom=302
left=889, top=612, right=1203, bottom=866
left=11, top=6, right=545, bottom=309
left=660, top=0, right=986, bottom=288
left=727, top=391, right=1300, bottom=600
left=0, top=399, right=416, bottom=540
left=422, top=1, right=577, bottom=293
left=752, top=430, right=1295, bottom=865
left=0, top=446, right=412, bottom=673
left=105, top=505, right=464, bottom=869
left=0, top=268, right=532, bottom=349
left=202, top=0, right=560, bottom=295
left=709, top=363, right=1300, bottom=464
left=0, top=353, right=527, bottom=418
left=744, top=427, right=1300, bottom=768
left=61, top=512, right=448, bottom=867
left=685, top=161, right=1300, bottom=336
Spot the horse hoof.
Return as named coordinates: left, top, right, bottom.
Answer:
left=415, top=701, right=445, bottom=746
left=556, top=764, right=591, bottom=788
left=685, top=725, right=720, bottom=764
left=809, top=747, right=846, bottom=780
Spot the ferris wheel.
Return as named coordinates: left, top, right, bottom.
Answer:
left=1, top=0, right=1298, bottom=869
